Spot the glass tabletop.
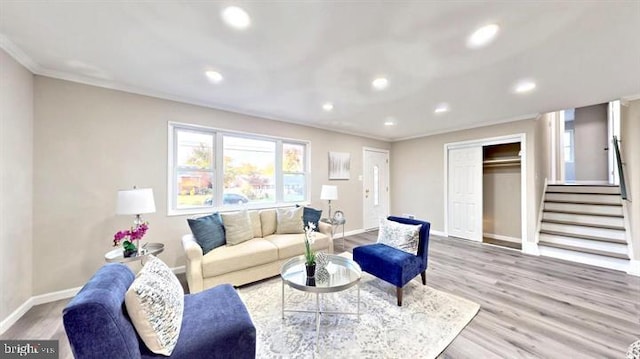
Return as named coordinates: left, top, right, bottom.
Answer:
left=280, top=254, right=362, bottom=293
left=104, top=242, right=165, bottom=263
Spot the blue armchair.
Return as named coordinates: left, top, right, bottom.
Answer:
left=62, top=263, right=256, bottom=359
left=353, top=216, right=431, bottom=306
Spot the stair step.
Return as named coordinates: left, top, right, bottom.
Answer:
left=541, top=213, right=625, bottom=230
left=543, top=202, right=623, bottom=217
left=546, top=184, right=620, bottom=195
left=540, top=222, right=625, bottom=242
left=545, top=192, right=622, bottom=205
left=538, top=233, right=629, bottom=259
left=538, top=246, right=630, bottom=272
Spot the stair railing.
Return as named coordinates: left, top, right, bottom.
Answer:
left=613, top=136, right=628, bottom=200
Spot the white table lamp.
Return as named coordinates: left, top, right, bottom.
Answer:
left=320, top=185, right=338, bottom=220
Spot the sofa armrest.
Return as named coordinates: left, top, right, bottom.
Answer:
left=318, top=221, right=334, bottom=253
left=181, top=234, right=204, bottom=293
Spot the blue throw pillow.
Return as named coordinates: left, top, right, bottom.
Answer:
left=187, top=213, right=225, bottom=255
left=297, top=205, right=322, bottom=231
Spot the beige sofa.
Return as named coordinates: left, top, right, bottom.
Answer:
left=182, top=208, right=333, bottom=293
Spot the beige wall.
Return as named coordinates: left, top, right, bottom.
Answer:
left=32, top=76, right=389, bottom=294
left=390, top=118, right=539, bottom=248
left=483, top=166, right=521, bottom=239
left=0, top=49, right=34, bottom=322
left=574, top=104, right=608, bottom=181
left=621, top=99, right=640, bottom=260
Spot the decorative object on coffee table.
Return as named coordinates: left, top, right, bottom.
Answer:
left=303, top=222, right=317, bottom=277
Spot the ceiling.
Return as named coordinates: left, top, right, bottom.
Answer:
left=1, top=2, right=639, bottom=141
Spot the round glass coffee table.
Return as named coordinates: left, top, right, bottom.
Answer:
left=280, top=254, right=362, bottom=342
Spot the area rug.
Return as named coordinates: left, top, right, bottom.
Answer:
left=238, top=271, right=480, bottom=358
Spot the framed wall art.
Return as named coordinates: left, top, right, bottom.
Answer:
left=328, top=152, right=350, bottom=180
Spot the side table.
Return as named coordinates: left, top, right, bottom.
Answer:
left=105, top=242, right=165, bottom=264
left=320, top=217, right=346, bottom=252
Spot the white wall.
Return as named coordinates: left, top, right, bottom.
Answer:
left=390, top=118, right=539, bottom=247
left=0, top=49, right=34, bottom=322
left=32, top=76, right=390, bottom=295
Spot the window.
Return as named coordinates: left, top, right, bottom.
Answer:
left=564, top=129, right=574, bottom=163
left=169, top=123, right=309, bottom=214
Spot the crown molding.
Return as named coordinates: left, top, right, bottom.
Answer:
left=391, top=113, right=539, bottom=142
left=0, top=33, right=41, bottom=73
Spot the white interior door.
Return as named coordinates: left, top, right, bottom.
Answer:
left=447, top=146, right=483, bottom=241
left=363, top=148, right=389, bottom=230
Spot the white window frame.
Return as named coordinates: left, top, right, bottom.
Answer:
left=167, top=122, right=311, bottom=216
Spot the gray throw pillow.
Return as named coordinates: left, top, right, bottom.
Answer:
left=187, top=213, right=225, bottom=254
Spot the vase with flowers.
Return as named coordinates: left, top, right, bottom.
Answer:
left=113, top=223, right=149, bottom=257
left=304, top=222, right=316, bottom=277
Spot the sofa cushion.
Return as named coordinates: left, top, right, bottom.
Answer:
left=141, top=284, right=256, bottom=359
left=276, top=207, right=304, bottom=234
left=297, top=205, right=322, bottom=231
left=187, top=213, right=225, bottom=255
left=248, top=210, right=262, bottom=238
left=221, top=210, right=254, bottom=245
left=202, top=238, right=278, bottom=277
left=125, top=255, right=184, bottom=356
left=259, top=209, right=277, bottom=236
left=265, top=232, right=329, bottom=259
left=377, top=218, right=421, bottom=254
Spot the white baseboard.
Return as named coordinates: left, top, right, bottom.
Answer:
left=522, top=241, right=540, bottom=256
left=431, top=230, right=446, bottom=237
left=334, top=228, right=365, bottom=238
left=0, top=264, right=187, bottom=335
left=627, top=260, right=640, bottom=276
left=483, top=233, right=521, bottom=243
left=0, top=297, right=34, bottom=335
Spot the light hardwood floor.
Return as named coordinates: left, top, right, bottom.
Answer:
left=2, top=233, right=639, bottom=358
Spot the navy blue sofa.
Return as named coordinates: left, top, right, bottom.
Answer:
left=353, top=216, right=431, bottom=306
left=63, top=263, right=256, bottom=359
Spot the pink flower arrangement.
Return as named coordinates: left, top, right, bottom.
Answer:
left=113, top=223, right=149, bottom=252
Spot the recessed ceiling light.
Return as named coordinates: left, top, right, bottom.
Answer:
left=515, top=80, right=536, bottom=93
left=467, top=24, right=499, bottom=48
left=322, top=102, right=334, bottom=112
left=205, top=70, right=223, bottom=83
left=221, top=6, right=251, bottom=29
left=434, top=103, right=450, bottom=113
left=384, top=117, right=396, bottom=126
left=372, top=77, right=389, bottom=90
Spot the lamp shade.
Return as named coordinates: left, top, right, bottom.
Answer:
left=116, top=188, right=156, bottom=215
left=320, top=185, right=338, bottom=200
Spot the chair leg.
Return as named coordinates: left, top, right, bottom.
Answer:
left=421, top=271, right=426, bottom=285
left=396, top=287, right=403, bottom=306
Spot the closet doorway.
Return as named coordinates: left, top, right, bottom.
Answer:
left=445, top=134, right=527, bottom=251
left=482, top=143, right=522, bottom=250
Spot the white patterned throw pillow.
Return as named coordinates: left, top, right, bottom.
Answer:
left=377, top=218, right=421, bottom=254
left=125, top=255, right=184, bottom=356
